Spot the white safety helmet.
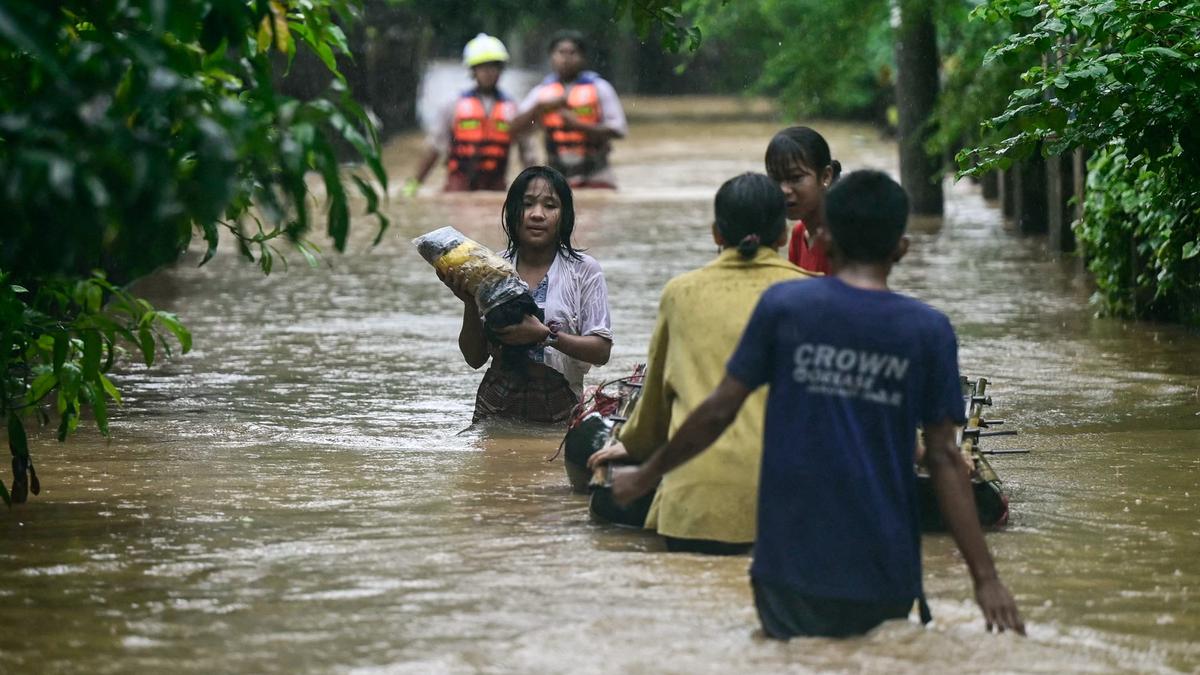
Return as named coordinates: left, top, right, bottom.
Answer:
left=463, top=33, right=509, bottom=68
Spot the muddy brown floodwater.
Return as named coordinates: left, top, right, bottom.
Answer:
left=2, top=100, right=1198, bottom=674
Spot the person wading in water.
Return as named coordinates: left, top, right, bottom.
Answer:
left=611, top=171, right=1024, bottom=638
left=405, top=33, right=535, bottom=195
left=441, top=166, right=613, bottom=424
left=765, top=126, right=841, bottom=275
left=588, top=173, right=810, bottom=554
left=511, top=30, right=627, bottom=190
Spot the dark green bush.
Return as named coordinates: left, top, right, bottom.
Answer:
left=0, top=1, right=387, bottom=505
left=960, top=0, right=1200, bottom=325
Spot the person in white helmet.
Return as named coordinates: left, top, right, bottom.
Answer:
left=405, top=34, right=535, bottom=194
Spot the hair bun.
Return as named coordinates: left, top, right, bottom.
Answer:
left=831, top=159, right=843, bottom=180
left=736, top=233, right=761, bottom=258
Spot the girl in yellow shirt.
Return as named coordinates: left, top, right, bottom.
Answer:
left=590, top=173, right=811, bottom=554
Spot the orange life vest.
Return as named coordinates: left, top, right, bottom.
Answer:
left=448, top=91, right=515, bottom=185
left=538, top=76, right=606, bottom=175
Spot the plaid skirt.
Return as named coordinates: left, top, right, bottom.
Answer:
left=473, top=363, right=579, bottom=425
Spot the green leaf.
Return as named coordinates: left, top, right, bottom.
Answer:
left=200, top=221, right=220, bottom=266
left=86, top=382, right=109, bottom=436
left=82, top=330, right=101, bottom=382
left=1183, top=241, right=1199, bottom=260
left=8, top=413, right=29, bottom=459
left=99, top=374, right=122, bottom=406
left=296, top=240, right=320, bottom=269
left=58, top=363, right=81, bottom=415
left=138, top=327, right=156, bottom=367
left=28, top=371, right=57, bottom=405
left=84, top=281, right=102, bottom=313
left=57, top=404, right=76, bottom=442
left=52, top=332, right=69, bottom=374
left=155, top=312, right=192, bottom=353
left=1144, top=47, right=1184, bottom=60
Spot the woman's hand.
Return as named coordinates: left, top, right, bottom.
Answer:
left=437, top=268, right=474, bottom=305
left=493, top=314, right=550, bottom=346
left=587, top=441, right=631, bottom=470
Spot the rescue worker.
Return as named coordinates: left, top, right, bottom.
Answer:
left=405, top=34, right=535, bottom=194
left=512, top=30, right=627, bottom=189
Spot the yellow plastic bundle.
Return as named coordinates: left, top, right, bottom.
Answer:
left=413, top=226, right=528, bottom=315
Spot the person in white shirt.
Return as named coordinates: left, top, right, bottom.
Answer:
left=404, top=34, right=535, bottom=195
left=510, top=30, right=628, bottom=189
left=440, top=166, right=613, bottom=423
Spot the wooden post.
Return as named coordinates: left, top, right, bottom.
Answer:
left=1000, top=168, right=1014, bottom=219
left=1014, top=153, right=1047, bottom=235
left=981, top=171, right=999, bottom=200
left=893, top=0, right=944, bottom=215
left=1046, top=154, right=1077, bottom=253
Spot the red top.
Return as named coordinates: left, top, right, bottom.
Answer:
left=787, top=221, right=831, bottom=275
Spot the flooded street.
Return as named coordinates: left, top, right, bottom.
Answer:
left=2, top=102, right=1198, bottom=674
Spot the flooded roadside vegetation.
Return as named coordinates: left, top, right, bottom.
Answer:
left=2, top=107, right=1197, bottom=673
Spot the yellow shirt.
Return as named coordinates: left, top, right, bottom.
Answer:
left=618, top=247, right=810, bottom=543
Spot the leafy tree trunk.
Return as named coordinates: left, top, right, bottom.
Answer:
left=892, top=0, right=943, bottom=215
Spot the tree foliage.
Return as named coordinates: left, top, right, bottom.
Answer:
left=682, top=0, right=893, bottom=118
left=0, top=1, right=387, bottom=505
left=960, top=0, right=1200, bottom=323
left=926, top=2, right=1027, bottom=162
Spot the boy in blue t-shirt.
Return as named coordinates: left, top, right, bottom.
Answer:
left=612, top=170, right=1023, bottom=638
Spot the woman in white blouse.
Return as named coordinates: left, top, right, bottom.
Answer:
left=441, top=166, right=613, bottom=423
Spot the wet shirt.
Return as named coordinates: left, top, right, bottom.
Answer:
left=787, top=220, right=831, bottom=275
left=618, top=248, right=808, bottom=544
left=505, top=250, right=613, bottom=396
left=726, top=276, right=966, bottom=603
left=529, top=275, right=549, bottom=364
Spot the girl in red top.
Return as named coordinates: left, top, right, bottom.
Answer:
left=764, top=127, right=842, bottom=275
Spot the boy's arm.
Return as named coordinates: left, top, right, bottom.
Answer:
left=924, top=418, right=1025, bottom=635
left=611, top=375, right=752, bottom=504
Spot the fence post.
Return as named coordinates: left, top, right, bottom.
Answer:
left=1014, top=153, right=1048, bottom=235
left=981, top=171, right=999, bottom=200
left=1000, top=168, right=1014, bottom=219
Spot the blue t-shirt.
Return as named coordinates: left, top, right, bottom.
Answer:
left=726, top=276, right=966, bottom=603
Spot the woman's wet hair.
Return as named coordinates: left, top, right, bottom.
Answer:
left=765, top=126, right=842, bottom=183
left=501, top=165, right=582, bottom=260
left=548, top=29, right=587, bottom=55
left=714, top=173, right=787, bottom=259
left=824, top=170, right=909, bottom=263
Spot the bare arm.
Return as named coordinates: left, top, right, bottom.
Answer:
left=611, top=375, right=752, bottom=504
left=558, top=111, right=621, bottom=141
left=457, top=301, right=489, bottom=369
left=412, top=146, right=440, bottom=185
left=492, top=315, right=610, bottom=366
left=552, top=332, right=611, bottom=366
left=924, top=419, right=1025, bottom=635
left=438, top=269, right=489, bottom=369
